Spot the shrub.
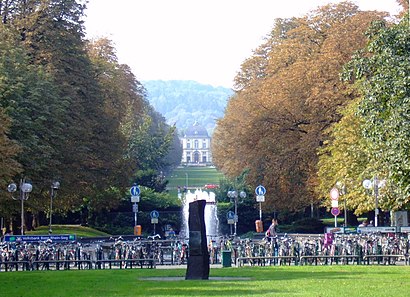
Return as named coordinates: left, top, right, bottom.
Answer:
left=284, top=218, right=326, bottom=234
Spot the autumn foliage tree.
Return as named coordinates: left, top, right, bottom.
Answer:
left=213, top=2, right=388, bottom=214
left=318, top=12, right=410, bottom=215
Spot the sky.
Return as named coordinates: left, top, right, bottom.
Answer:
left=84, top=0, right=402, bottom=88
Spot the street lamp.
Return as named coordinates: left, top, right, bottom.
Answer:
left=7, top=179, right=33, bottom=235
left=227, top=190, right=246, bottom=236
left=335, top=181, right=347, bottom=227
left=49, top=181, right=60, bottom=234
left=363, top=177, right=385, bottom=227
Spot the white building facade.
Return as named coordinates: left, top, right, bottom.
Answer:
left=181, top=122, right=212, bottom=166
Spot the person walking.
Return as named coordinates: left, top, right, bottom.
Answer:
left=266, top=218, right=278, bottom=238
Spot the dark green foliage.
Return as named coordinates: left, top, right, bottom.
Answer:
left=281, top=217, right=326, bottom=233
left=0, top=24, right=65, bottom=218
left=0, top=1, right=182, bottom=231
left=134, top=169, right=168, bottom=193
left=88, top=188, right=181, bottom=235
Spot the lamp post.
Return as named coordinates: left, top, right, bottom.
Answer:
left=227, top=190, right=246, bottom=236
left=49, top=181, right=60, bottom=234
left=336, top=182, right=347, bottom=227
left=363, top=177, right=385, bottom=227
left=7, top=179, right=33, bottom=235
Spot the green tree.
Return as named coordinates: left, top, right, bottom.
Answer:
left=316, top=98, right=374, bottom=215
left=128, top=111, right=178, bottom=173
left=341, top=15, right=410, bottom=211
left=13, top=0, right=127, bottom=207
left=0, top=108, right=22, bottom=217
left=0, top=24, right=64, bottom=229
left=0, top=0, right=183, bottom=231
left=0, top=1, right=133, bottom=227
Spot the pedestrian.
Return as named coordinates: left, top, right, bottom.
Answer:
left=358, top=220, right=368, bottom=227
left=266, top=218, right=278, bottom=238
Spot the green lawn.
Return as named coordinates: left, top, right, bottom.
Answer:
left=2, top=266, right=409, bottom=296
left=27, top=225, right=110, bottom=237
left=167, top=166, right=224, bottom=191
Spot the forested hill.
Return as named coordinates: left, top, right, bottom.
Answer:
left=143, top=80, right=233, bottom=135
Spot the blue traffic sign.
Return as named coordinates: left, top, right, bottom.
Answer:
left=150, top=210, right=160, bottom=219
left=255, top=185, right=266, bottom=196
left=130, top=185, right=140, bottom=197
left=226, top=211, right=235, bottom=220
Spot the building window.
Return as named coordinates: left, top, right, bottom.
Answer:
left=202, top=141, right=207, bottom=148
left=186, top=152, right=191, bottom=162
left=187, top=142, right=190, bottom=149
left=194, top=140, right=199, bottom=149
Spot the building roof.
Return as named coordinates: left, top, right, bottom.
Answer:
left=184, top=121, right=209, bottom=137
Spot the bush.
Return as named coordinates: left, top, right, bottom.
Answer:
left=282, top=218, right=326, bottom=234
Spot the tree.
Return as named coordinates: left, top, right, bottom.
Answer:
left=0, top=0, right=133, bottom=226
left=341, top=15, right=410, bottom=211
left=316, top=98, right=374, bottom=215
left=213, top=2, right=387, bottom=213
left=0, top=1, right=183, bottom=231
left=0, top=26, right=23, bottom=192
left=0, top=108, right=22, bottom=216
left=86, top=37, right=147, bottom=191
left=0, top=23, right=65, bottom=229
left=12, top=0, right=130, bottom=208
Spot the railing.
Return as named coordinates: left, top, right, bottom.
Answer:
left=236, top=256, right=298, bottom=267
left=0, top=259, right=155, bottom=271
left=0, top=261, right=31, bottom=272
left=31, top=260, right=93, bottom=270
left=299, top=255, right=360, bottom=265
left=362, top=254, right=408, bottom=265
left=1, top=233, right=409, bottom=272
left=95, top=259, right=156, bottom=269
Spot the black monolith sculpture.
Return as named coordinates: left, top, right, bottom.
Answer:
left=185, top=199, right=209, bottom=280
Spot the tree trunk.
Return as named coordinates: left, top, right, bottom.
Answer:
left=31, top=213, right=38, bottom=230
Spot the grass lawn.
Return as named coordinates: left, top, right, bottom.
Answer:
left=2, top=266, right=410, bottom=296
left=166, top=167, right=224, bottom=196
left=26, top=225, right=110, bottom=237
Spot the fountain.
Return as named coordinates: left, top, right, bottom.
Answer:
left=180, top=189, right=219, bottom=241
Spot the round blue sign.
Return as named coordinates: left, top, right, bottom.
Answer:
left=150, top=210, right=160, bottom=219
left=255, top=185, right=266, bottom=196
left=130, top=185, right=140, bottom=197
left=226, top=211, right=235, bottom=220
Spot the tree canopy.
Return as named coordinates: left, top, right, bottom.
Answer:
left=0, top=0, right=181, bottom=232
left=213, top=2, right=389, bottom=213
left=318, top=13, right=410, bottom=214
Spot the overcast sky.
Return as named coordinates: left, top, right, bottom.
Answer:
left=84, top=0, right=401, bottom=88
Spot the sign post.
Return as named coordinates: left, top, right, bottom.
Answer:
left=331, top=207, right=340, bottom=227
left=255, top=185, right=266, bottom=221
left=130, top=185, right=141, bottom=229
left=227, top=211, right=235, bottom=235
left=150, top=210, right=160, bottom=235
left=330, top=188, right=339, bottom=227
